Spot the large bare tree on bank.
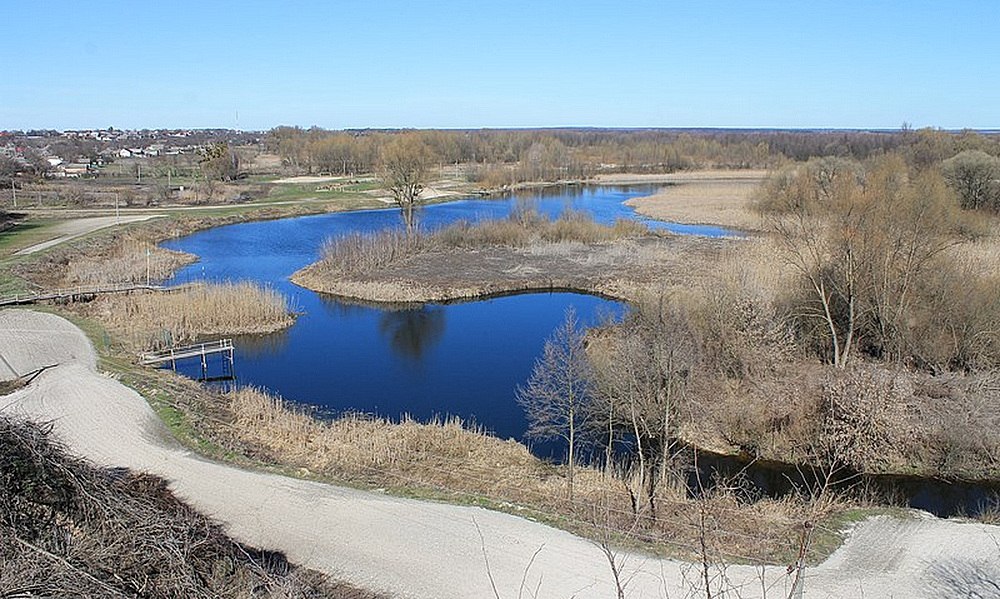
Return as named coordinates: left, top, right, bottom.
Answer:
left=378, top=134, right=435, bottom=233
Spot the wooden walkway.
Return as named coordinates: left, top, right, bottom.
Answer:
left=139, top=339, right=235, bottom=366
left=140, top=339, right=236, bottom=382
left=0, top=283, right=171, bottom=307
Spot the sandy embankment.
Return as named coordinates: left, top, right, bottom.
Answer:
left=1, top=309, right=998, bottom=599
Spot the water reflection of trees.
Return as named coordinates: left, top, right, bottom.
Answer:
left=378, top=306, right=446, bottom=361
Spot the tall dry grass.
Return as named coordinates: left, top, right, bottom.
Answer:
left=948, top=222, right=1000, bottom=277
left=229, top=386, right=578, bottom=499
left=314, top=210, right=648, bottom=280
left=320, top=229, right=428, bottom=276
left=84, top=282, right=294, bottom=350
left=63, top=233, right=195, bottom=286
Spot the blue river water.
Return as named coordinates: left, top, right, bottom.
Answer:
left=161, top=185, right=732, bottom=451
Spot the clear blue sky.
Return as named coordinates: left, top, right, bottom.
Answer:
left=3, top=1, right=998, bottom=130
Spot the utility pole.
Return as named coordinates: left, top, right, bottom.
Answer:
left=137, top=163, right=141, bottom=184
left=115, top=192, right=120, bottom=225
left=10, top=181, right=15, bottom=209
left=146, top=247, right=151, bottom=286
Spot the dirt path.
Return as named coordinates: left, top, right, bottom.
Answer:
left=12, top=214, right=166, bottom=256
left=1, top=309, right=998, bottom=599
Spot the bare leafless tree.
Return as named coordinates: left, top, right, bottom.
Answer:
left=594, top=299, right=698, bottom=516
left=378, top=133, right=436, bottom=233
left=517, top=307, right=597, bottom=500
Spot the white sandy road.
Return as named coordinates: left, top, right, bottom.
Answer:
left=1, top=309, right=999, bottom=598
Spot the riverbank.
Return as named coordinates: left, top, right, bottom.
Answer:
left=294, top=234, right=723, bottom=304
left=3, top=308, right=999, bottom=598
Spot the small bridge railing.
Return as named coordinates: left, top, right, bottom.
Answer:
left=0, top=283, right=160, bottom=307
left=0, top=282, right=194, bottom=307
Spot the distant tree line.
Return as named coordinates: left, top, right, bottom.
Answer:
left=265, top=126, right=1000, bottom=187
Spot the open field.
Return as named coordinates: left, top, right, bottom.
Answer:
left=2, top=309, right=999, bottom=599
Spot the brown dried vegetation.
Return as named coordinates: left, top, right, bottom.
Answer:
left=222, top=386, right=823, bottom=564
left=79, top=282, right=295, bottom=350
left=0, top=415, right=382, bottom=599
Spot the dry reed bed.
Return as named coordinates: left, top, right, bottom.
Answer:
left=62, top=233, right=196, bottom=286
left=949, top=222, right=1000, bottom=276
left=225, top=387, right=820, bottom=563
left=313, top=210, right=648, bottom=278
left=80, top=282, right=295, bottom=350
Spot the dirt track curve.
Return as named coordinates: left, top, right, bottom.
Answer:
left=1, top=309, right=998, bottom=598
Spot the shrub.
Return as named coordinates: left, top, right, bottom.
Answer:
left=819, top=364, right=910, bottom=471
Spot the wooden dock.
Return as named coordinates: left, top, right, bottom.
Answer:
left=140, top=339, right=234, bottom=365
left=139, top=339, right=236, bottom=381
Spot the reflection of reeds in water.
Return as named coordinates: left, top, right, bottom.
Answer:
left=232, top=329, right=292, bottom=359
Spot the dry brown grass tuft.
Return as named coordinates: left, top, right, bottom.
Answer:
left=319, top=229, right=428, bottom=276
left=81, top=282, right=295, bottom=350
